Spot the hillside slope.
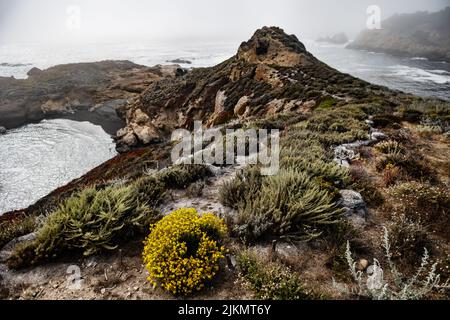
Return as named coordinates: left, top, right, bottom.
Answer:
left=115, top=26, right=393, bottom=151
left=0, top=27, right=449, bottom=301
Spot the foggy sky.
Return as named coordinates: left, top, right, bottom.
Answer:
left=1, top=0, right=449, bottom=44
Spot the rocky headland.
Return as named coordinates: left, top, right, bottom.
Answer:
left=348, top=7, right=450, bottom=62
left=0, top=27, right=449, bottom=300
left=0, top=61, right=184, bottom=134
left=115, top=26, right=393, bottom=152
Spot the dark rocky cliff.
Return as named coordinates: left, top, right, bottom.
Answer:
left=348, top=7, right=450, bottom=62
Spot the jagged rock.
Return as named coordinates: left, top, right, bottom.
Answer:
left=237, top=26, right=314, bottom=67
left=131, top=123, right=160, bottom=144
left=209, top=111, right=233, bottom=126
left=214, top=90, right=227, bottom=113
left=254, top=64, right=283, bottom=87
left=334, top=145, right=357, bottom=161
left=112, top=26, right=389, bottom=151
left=234, top=96, right=250, bottom=116
left=371, top=130, right=388, bottom=141
left=265, top=99, right=285, bottom=115
left=0, top=61, right=173, bottom=134
left=117, top=128, right=138, bottom=147
left=0, top=233, right=36, bottom=263
left=339, top=190, right=368, bottom=228
left=27, top=67, right=42, bottom=77
left=133, top=109, right=151, bottom=125
left=0, top=126, right=6, bottom=135
left=334, top=159, right=350, bottom=168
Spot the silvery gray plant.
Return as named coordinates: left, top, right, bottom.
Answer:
left=333, top=227, right=449, bottom=300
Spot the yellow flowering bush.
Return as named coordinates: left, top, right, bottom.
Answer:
left=143, top=208, right=227, bottom=295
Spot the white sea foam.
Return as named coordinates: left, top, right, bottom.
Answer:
left=388, top=65, right=450, bottom=84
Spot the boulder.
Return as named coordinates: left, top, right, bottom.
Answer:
left=371, top=130, right=388, bottom=141
left=27, top=67, right=42, bottom=77
left=133, top=109, right=151, bottom=125
left=339, top=190, right=368, bottom=228
left=234, top=96, right=250, bottom=116
left=131, top=123, right=161, bottom=144
left=0, top=126, right=6, bottom=135
left=214, top=90, right=227, bottom=114
left=334, top=145, right=357, bottom=161
left=0, top=232, right=36, bottom=263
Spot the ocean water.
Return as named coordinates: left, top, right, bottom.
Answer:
left=304, top=40, right=450, bottom=101
left=0, top=119, right=117, bottom=214
left=1, top=39, right=449, bottom=214
left=1, top=40, right=449, bottom=100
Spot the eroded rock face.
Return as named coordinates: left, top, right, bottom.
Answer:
left=0, top=61, right=179, bottom=134
left=116, top=26, right=386, bottom=150
left=237, top=26, right=315, bottom=67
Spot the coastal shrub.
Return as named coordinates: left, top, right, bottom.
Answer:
left=157, top=164, right=212, bottom=189
left=237, top=250, right=315, bottom=300
left=228, top=168, right=343, bottom=243
left=387, top=214, right=431, bottom=268
left=382, top=164, right=402, bottom=186
left=0, top=215, right=37, bottom=249
left=333, top=228, right=448, bottom=300
left=400, top=100, right=450, bottom=123
left=143, top=208, right=227, bottom=296
left=375, top=140, right=404, bottom=155
left=306, top=112, right=368, bottom=135
left=132, top=175, right=166, bottom=207
left=390, top=182, right=450, bottom=236
left=249, top=112, right=306, bottom=130
left=416, top=117, right=448, bottom=137
left=371, top=114, right=402, bottom=128
left=9, top=185, right=160, bottom=267
left=317, top=97, right=337, bottom=109
left=376, top=151, right=432, bottom=180
left=349, top=166, right=384, bottom=207
left=185, top=180, right=206, bottom=198
left=219, top=166, right=262, bottom=210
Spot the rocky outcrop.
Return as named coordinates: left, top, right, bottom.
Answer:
left=166, top=59, right=192, bottom=65
left=338, top=190, right=369, bottom=228
left=0, top=61, right=182, bottom=134
left=348, top=7, right=450, bottom=62
left=116, top=26, right=388, bottom=150
left=237, top=26, right=315, bottom=67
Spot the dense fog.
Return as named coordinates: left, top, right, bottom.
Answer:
left=0, top=0, right=449, bottom=44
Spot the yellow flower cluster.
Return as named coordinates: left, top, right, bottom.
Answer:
left=142, top=208, right=227, bottom=295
